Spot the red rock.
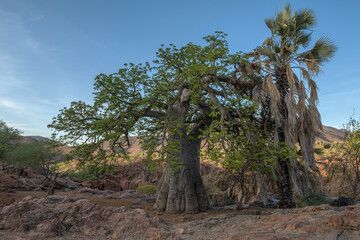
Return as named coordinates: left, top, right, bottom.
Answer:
left=102, top=179, right=123, bottom=191
left=0, top=195, right=169, bottom=239
left=145, top=227, right=169, bottom=240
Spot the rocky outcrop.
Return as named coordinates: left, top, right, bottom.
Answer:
left=0, top=195, right=170, bottom=239
left=82, top=175, right=142, bottom=191
left=171, top=204, right=360, bottom=240
left=0, top=166, right=80, bottom=193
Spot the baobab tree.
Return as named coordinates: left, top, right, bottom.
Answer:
left=49, top=32, right=256, bottom=213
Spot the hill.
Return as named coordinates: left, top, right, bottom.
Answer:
left=20, top=125, right=345, bottom=156
left=316, top=126, right=345, bottom=143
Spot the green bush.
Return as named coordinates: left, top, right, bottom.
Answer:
left=136, top=185, right=157, bottom=195
left=323, top=143, right=332, bottom=149
left=66, top=168, right=97, bottom=181
left=294, top=192, right=330, bottom=208
left=314, top=147, right=325, bottom=156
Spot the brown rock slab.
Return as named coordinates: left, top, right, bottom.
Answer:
left=0, top=195, right=169, bottom=239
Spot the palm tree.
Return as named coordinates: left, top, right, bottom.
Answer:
left=252, top=3, right=337, bottom=207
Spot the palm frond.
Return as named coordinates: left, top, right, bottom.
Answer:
left=280, top=2, right=292, bottom=23
left=263, top=37, right=273, bottom=46
left=299, top=36, right=337, bottom=63
left=295, top=33, right=311, bottom=48
left=294, top=8, right=316, bottom=31
left=265, top=17, right=276, bottom=34
left=256, top=45, right=278, bottom=63
left=313, top=36, right=337, bottom=61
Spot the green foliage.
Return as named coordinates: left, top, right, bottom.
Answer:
left=201, top=114, right=296, bottom=174
left=325, top=116, right=360, bottom=200
left=4, top=133, right=62, bottom=177
left=342, top=116, right=360, bottom=199
left=65, top=168, right=98, bottom=181
left=5, top=142, right=47, bottom=168
left=294, top=192, right=330, bottom=208
left=136, top=185, right=157, bottom=195
left=314, top=147, right=325, bottom=156
left=323, top=143, right=332, bottom=149
left=48, top=31, right=255, bottom=175
left=60, top=161, right=117, bottom=180
left=0, top=120, right=22, bottom=162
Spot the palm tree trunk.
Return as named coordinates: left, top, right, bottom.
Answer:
left=275, top=69, right=295, bottom=208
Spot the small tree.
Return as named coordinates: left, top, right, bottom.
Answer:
left=342, top=116, right=360, bottom=200
left=0, top=120, right=22, bottom=162
left=5, top=137, right=62, bottom=195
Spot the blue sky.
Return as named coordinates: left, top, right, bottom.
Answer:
left=0, top=0, right=359, bottom=137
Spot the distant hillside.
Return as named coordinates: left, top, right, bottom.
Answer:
left=20, top=125, right=344, bottom=157
left=20, top=136, right=49, bottom=144
left=316, top=126, right=345, bottom=143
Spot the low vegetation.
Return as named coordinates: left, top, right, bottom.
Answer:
left=136, top=185, right=157, bottom=195
left=294, top=192, right=330, bottom=208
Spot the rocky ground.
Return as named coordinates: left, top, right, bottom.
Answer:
left=1, top=166, right=360, bottom=240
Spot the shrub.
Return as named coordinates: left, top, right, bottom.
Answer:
left=323, top=143, right=332, bottom=149
left=314, top=147, right=325, bottom=156
left=294, top=192, right=330, bottom=208
left=67, top=169, right=98, bottom=181
left=136, top=185, right=157, bottom=195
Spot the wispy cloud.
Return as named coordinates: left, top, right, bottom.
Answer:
left=0, top=9, right=41, bottom=51
left=0, top=99, right=20, bottom=109
left=0, top=8, right=51, bottom=136
left=82, top=33, right=110, bottom=50
left=7, top=123, right=32, bottom=127
left=31, top=14, right=45, bottom=22
left=24, top=37, right=39, bottom=49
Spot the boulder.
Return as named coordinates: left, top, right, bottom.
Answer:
left=330, top=197, right=354, bottom=207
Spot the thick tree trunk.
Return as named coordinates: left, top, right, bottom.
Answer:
left=154, top=133, right=209, bottom=213
left=275, top=70, right=295, bottom=208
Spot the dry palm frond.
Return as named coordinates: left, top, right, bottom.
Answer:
left=300, top=67, right=310, bottom=81
left=285, top=94, right=297, bottom=145
left=307, top=78, right=318, bottom=103
left=261, top=75, right=282, bottom=126
left=252, top=85, right=265, bottom=103
left=286, top=63, right=295, bottom=97
left=297, top=81, right=307, bottom=117
left=304, top=59, right=320, bottom=76
left=262, top=74, right=281, bottom=103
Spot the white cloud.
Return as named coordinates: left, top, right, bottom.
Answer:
left=0, top=99, right=20, bottom=110
left=7, top=123, right=32, bottom=127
